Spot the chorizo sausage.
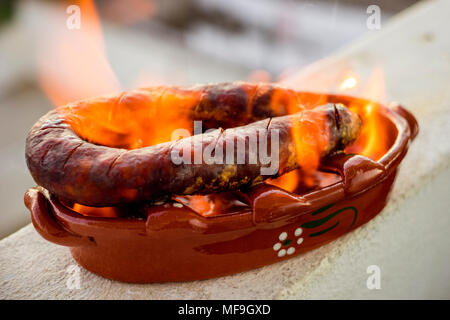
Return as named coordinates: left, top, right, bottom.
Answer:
left=26, top=97, right=361, bottom=206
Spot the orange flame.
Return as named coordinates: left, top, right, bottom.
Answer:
left=266, top=86, right=329, bottom=190
left=174, top=193, right=250, bottom=217
left=37, top=0, right=196, bottom=148
left=270, top=63, right=389, bottom=191
left=72, top=203, right=117, bottom=218
left=36, top=2, right=390, bottom=215
left=268, top=170, right=300, bottom=193
left=339, top=76, right=357, bottom=91
left=346, top=67, right=388, bottom=160
left=37, top=0, right=120, bottom=106
left=61, top=87, right=200, bottom=148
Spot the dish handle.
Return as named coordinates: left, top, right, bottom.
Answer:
left=24, top=188, right=95, bottom=247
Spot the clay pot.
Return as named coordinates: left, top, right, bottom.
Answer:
left=24, top=94, right=418, bottom=283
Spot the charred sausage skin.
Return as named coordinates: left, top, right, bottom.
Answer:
left=26, top=83, right=361, bottom=206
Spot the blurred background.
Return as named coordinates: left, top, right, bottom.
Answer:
left=0, top=0, right=420, bottom=239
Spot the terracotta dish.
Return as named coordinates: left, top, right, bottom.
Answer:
left=24, top=93, right=418, bottom=283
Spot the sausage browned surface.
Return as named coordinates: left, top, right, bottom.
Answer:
left=26, top=101, right=361, bottom=206
left=187, top=82, right=298, bottom=128
left=60, top=82, right=313, bottom=149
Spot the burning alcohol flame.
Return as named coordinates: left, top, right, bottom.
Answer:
left=37, top=0, right=195, bottom=148
left=339, top=76, right=357, bottom=90
left=73, top=203, right=117, bottom=218
left=36, top=2, right=391, bottom=216
left=62, top=87, right=200, bottom=149
left=37, top=0, right=121, bottom=106
left=270, top=64, right=389, bottom=192
left=102, top=0, right=156, bottom=25
left=345, top=66, right=388, bottom=161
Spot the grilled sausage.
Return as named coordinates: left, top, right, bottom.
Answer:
left=26, top=98, right=361, bottom=206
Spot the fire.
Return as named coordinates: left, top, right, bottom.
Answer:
left=36, top=0, right=198, bottom=216
left=271, top=65, right=390, bottom=191
left=72, top=203, right=117, bottom=218
left=290, top=107, right=328, bottom=186
left=37, top=0, right=194, bottom=149
left=185, top=196, right=214, bottom=216
left=346, top=67, right=389, bottom=160
left=102, top=0, right=156, bottom=25
left=35, top=1, right=391, bottom=216
left=174, top=193, right=250, bottom=216
left=339, top=76, right=357, bottom=90
left=37, top=0, right=120, bottom=106
left=268, top=170, right=300, bottom=192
